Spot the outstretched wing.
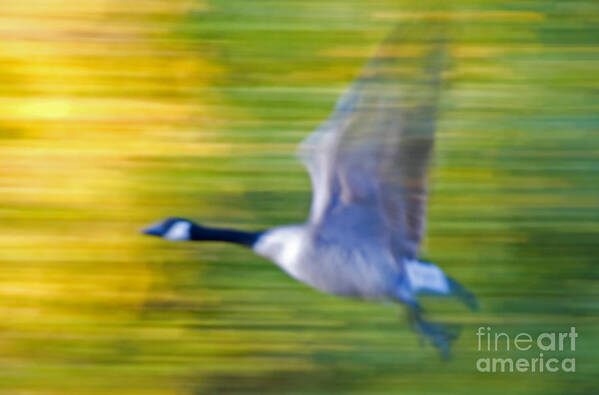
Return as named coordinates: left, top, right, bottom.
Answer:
left=298, top=22, right=446, bottom=259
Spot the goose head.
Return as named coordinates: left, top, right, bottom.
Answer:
left=142, top=217, right=194, bottom=241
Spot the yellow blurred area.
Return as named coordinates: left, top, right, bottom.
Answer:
left=0, top=1, right=218, bottom=387
left=0, top=0, right=222, bottom=205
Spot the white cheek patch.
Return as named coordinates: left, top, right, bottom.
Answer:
left=404, top=259, right=450, bottom=294
left=164, top=221, right=191, bottom=241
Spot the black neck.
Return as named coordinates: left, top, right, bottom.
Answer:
left=190, top=223, right=262, bottom=247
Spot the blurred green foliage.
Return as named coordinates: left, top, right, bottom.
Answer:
left=0, top=0, right=598, bottom=393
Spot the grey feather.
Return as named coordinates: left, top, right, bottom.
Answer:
left=298, top=24, right=446, bottom=260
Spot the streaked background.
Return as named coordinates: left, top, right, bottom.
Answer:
left=1, top=0, right=598, bottom=393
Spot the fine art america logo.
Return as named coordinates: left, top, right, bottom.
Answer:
left=476, top=327, right=577, bottom=373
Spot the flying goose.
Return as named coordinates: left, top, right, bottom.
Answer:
left=142, top=25, right=477, bottom=358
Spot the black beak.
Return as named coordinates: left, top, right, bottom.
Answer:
left=141, top=222, right=165, bottom=237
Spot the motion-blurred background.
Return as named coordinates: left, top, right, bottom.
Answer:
left=0, top=0, right=597, bottom=393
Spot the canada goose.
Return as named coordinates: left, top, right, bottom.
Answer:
left=142, top=26, right=477, bottom=358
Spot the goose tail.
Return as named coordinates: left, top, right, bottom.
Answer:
left=403, top=259, right=478, bottom=311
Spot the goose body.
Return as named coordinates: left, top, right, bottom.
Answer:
left=142, top=24, right=477, bottom=358
left=254, top=204, right=402, bottom=300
